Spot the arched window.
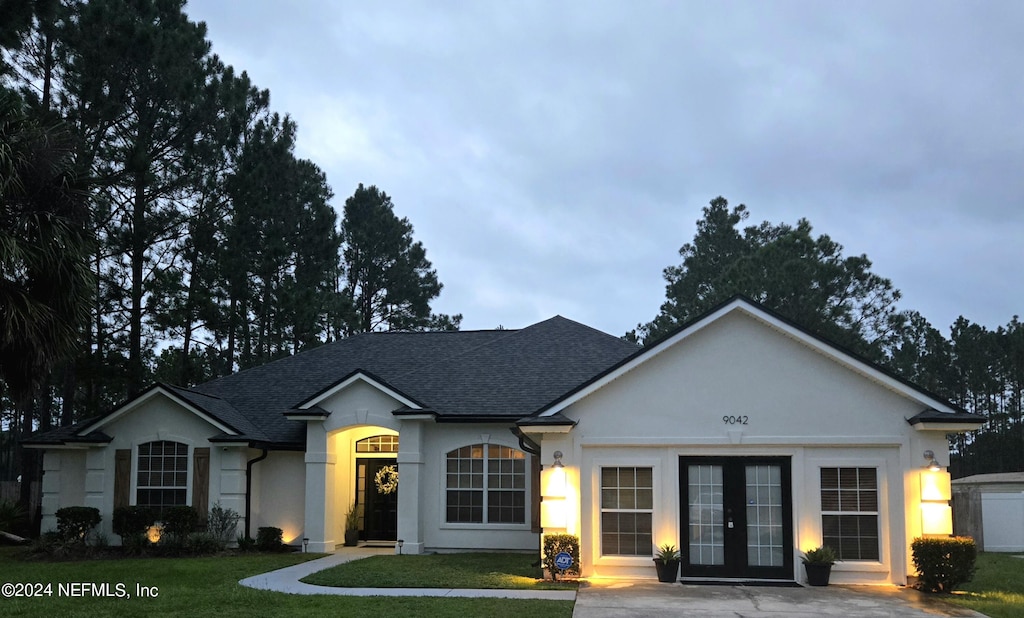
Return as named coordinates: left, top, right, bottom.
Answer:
left=355, top=435, right=399, bottom=453
left=137, top=440, right=188, bottom=517
left=446, top=444, right=526, bottom=524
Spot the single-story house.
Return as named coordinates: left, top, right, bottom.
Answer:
left=952, top=472, right=1024, bottom=552
left=25, top=296, right=983, bottom=584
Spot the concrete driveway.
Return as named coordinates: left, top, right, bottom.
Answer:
left=573, top=579, right=986, bottom=618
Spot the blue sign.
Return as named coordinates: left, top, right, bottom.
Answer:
left=554, top=551, right=573, bottom=570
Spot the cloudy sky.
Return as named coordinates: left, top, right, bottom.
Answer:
left=185, top=0, right=1022, bottom=337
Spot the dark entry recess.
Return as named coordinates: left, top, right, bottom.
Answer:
left=679, top=456, right=793, bottom=580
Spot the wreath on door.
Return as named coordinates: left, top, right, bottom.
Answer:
left=374, top=465, right=399, bottom=494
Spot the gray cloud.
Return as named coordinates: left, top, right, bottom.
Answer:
left=186, top=0, right=1024, bottom=336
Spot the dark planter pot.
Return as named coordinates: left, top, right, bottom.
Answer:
left=343, top=529, right=359, bottom=547
left=804, top=562, right=833, bottom=586
left=653, top=558, right=680, bottom=583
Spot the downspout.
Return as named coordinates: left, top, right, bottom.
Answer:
left=510, top=426, right=540, bottom=456
left=245, top=448, right=269, bottom=540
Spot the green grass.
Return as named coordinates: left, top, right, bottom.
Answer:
left=0, top=547, right=574, bottom=617
left=302, top=552, right=577, bottom=590
left=945, top=552, right=1024, bottom=618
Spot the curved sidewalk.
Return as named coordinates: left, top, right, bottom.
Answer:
left=239, top=547, right=577, bottom=600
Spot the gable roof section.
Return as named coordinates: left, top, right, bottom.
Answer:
left=24, top=384, right=241, bottom=448
left=294, top=369, right=424, bottom=411
left=536, top=296, right=980, bottom=422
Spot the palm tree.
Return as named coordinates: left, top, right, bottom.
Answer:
left=1, top=89, right=92, bottom=511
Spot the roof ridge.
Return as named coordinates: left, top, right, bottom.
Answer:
left=392, top=328, right=522, bottom=379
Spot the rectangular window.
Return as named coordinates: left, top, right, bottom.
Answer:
left=137, top=441, right=188, bottom=518
left=600, top=467, right=653, bottom=556
left=820, top=467, right=879, bottom=561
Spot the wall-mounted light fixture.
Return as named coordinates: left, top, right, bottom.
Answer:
left=541, top=451, right=568, bottom=528
left=919, top=450, right=952, bottom=535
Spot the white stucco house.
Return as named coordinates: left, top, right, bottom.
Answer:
left=25, top=297, right=983, bottom=584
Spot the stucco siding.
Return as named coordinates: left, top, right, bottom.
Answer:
left=540, top=310, right=936, bottom=584
left=252, top=450, right=305, bottom=543
left=418, top=423, right=538, bottom=552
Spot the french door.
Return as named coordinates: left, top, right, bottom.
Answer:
left=680, top=456, right=793, bottom=580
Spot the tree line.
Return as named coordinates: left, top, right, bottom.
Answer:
left=2, top=3, right=1017, bottom=494
left=632, top=198, right=1023, bottom=478
left=0, top=0, right=459, bottom=485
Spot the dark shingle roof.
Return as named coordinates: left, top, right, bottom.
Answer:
left=29, top=318, right=638, bottom=448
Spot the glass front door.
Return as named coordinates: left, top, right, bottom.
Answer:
left=680, top=456, right=793, bottom=580
left=356, top=458, right=398, bottom=541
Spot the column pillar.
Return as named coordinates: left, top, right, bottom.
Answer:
left=396, top=419, right=425, bottom=554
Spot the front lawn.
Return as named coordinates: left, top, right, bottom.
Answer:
left=302, top=552, right=577, bottom=590
left=0, top=547, right=574, bottom=617
left=946, top=552, right=1024, bottom=618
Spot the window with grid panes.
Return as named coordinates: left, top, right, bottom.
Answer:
left=600, top=467, right=653, bottom=556
left=445, top=444, right=526, bottom=524
left=820, top=467, right=879, bottom=561
left=137, top=441, right=188, bottom=518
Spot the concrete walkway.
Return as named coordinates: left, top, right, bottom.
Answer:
left=238, top=546, right=577, bottom=600
left=241, top=550, right=985, bottom=616
left=573, top=578, right=987, bottom=618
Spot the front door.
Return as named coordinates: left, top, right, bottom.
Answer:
left=356, top=458, right=398, bottom=541
left=680, top=456, right=793, bottom=580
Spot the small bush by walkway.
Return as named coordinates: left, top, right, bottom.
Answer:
left=302, top=552, right=578, bottom=590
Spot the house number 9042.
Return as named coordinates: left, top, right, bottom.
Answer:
left=722, top=415, right=748, bottom=425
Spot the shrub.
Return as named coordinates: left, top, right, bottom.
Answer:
left=122, top=531, right=150, bottom=556
left=161, top=506, right=199, bottom=538
left=187, top=531, right=224, bottom=554
left=802, top=545, right=837, bottom=565
left=911, top=536, right=977, bottom=592
left=206, top=503, right=241, bottom=543
left=0, top=499, right=26, bottom=533
left=542, top=533, right=581, bottom=580
left=236, top=534, right=256, bottom=552
left=112, top=506, right=155, bottom=543
left=256, top=526, right=284, bottom=552
left=55, top=506, right=101, bottom=544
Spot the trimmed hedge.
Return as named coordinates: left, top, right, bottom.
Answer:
left=911, top=536, right=977, bottom=592
left=112, top=506, right=156, bottom=542
left=256, top=526, right=284, bottom=552
left=161, top=506, right=200, bottom=538
left=55, top=506, right=101, bottom=543
left=542, top=533, right=580, bottom=580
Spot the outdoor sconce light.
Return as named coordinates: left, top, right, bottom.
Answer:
left=541, top=451, right=568, bottom=528
left=302, top=537, right=309, bottom=553
left=397, top=539, right=404, bottom=555
left=920, top=450, right=953, bottom=535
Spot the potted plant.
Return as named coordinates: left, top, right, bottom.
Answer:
left=653, top=543, right=681, bottom=583
left=802, top=545, right=837, bottom=586
left=343, top=504, right=359, bottom=547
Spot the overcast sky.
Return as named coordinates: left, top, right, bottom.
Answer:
left=185, top=0, right=1022, bottom=338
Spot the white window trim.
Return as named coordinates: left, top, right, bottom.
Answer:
left=128, top=434, right=194, bottom=510
left=589, top=456, right=662, bottom=567
left=439, top=442, right=532, bottom=531
left=810, top=457, right=890, bottom=570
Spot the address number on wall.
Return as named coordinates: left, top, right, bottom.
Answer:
left=722, top=415, right=749, bottom=425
